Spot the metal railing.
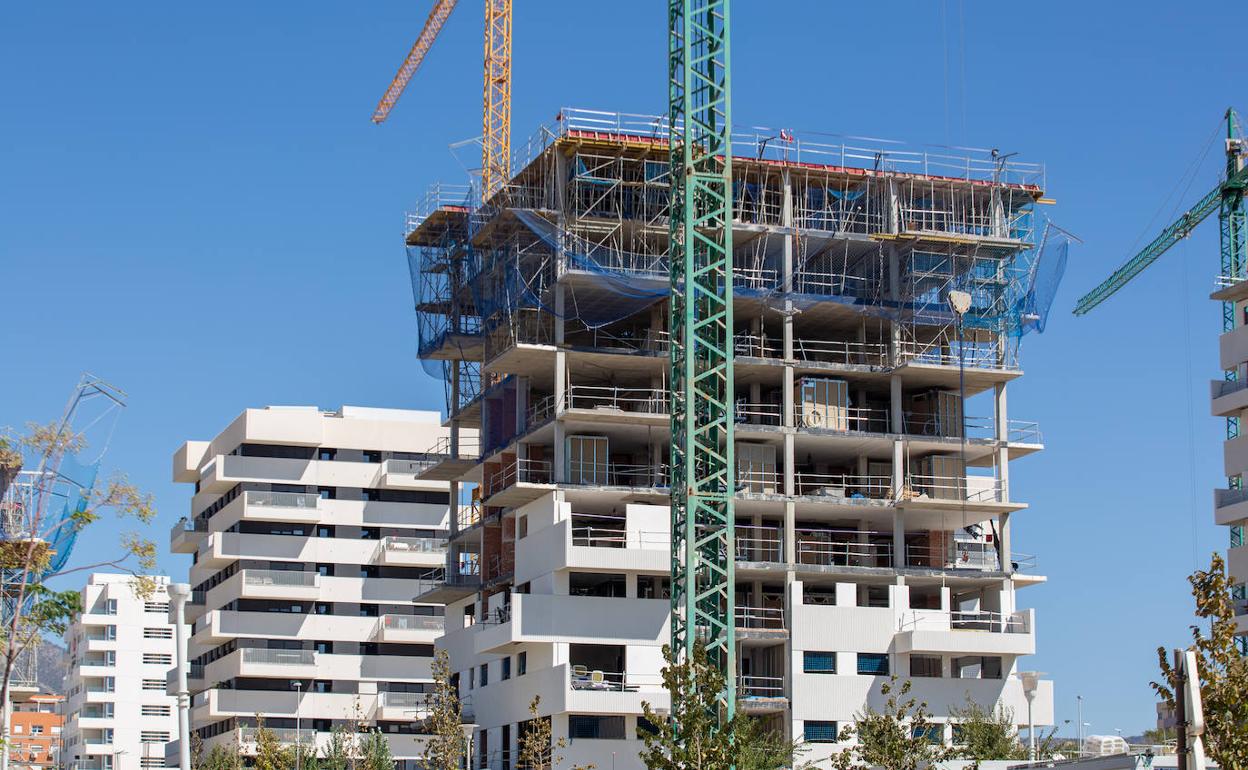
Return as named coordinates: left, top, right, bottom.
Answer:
left=240, top=648, right=316, bottom=666
left=734, top=402, right=783, bottom=426
left=794, top=472, right=892, bottom=499
left=735, top=528, right=782, bottom=562
left=566, top=461, right=668, bottom=488
left=427, top=434, right=481, bottom=460
left=899, top=609, right=1029, bottom=634
left=244, top=491, right=320, bottom=510
left=241, top=569, right=318, bottom=587
left=738, top=675, right=786, bottom=699
left=487, top=458, right=553, bottom=496
left=1213, top=378, right=1248, bottom=399
left=795, top=535, right=893, bottom=568
left=795, top=405, right=889, bottom=433
left=383, top=536, right=447, bottom=554
left=562, top=386, right=666, bottom=415
left=568, top=667, right=662, bottom=693
left=1215, top=488, right=1248, bottom=509
left=383, top=458, right=439, bottom=475
left=379, top=691, right=430, bottom=709
left=527, top=395, right=557, bottom=426
left=906, top=542, right=999, bottom=571
left=905, top=474, right=1005, bottom=503
left=735, top=606, right=785, bottom=630
left=737, top=467, right=780, bottom=494
left=895, top=340, right=1017, bottom=370
left=570, top=525, right=667, bottom=549
left=382, top=614, right=445, bottom=632
left=238, top=727, right=317, bottom=745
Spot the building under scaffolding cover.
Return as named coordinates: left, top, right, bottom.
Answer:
left=406, top=108, right=1071, bottom=766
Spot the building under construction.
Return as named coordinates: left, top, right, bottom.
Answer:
left=408, top=108, right=1070, bottom=768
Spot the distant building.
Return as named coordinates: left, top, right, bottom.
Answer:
left=9, top=693, right=63, bottom=770
left=169, top=406, right=454, bottom=768
left=62, top=574, right=179, bottom=770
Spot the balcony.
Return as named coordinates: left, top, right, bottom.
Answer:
left=482, top=458, right=554, bottom=507
left=414, top=435, right=481, bottom=482
left=170, top=517, right=208, bottom=553
left=565, top=461, right=669, bottom=491
left=560, top=386, right=667, bottom=425
left=243, top=490, right=321, bottom=523
left=563, top=663, right=666, bottom=715
left=376, top=691, right=431, bottom=721
left=377, top=535, right=447, bottom=567
left=380, top=458, right=439, bottom=489
left=794, top=529, right=893, bottom=569
left=735, top=606, right=787, bottom=644
left=235, top=647, right=318, bottom=677
left=1216, top=487, right=1248, bottom=526
left=376, top=614, right=445, bottom=643
left=793, top=472, right=892, bottom=501
left=734, top=332, right=889, bottom=369
left=473, top=593, right=668, bottom=654
left=737, top=675, right=787, bottom=714
left=238, top=569, right=320, bottom=601
left=1212, top=377, right=1248, bottom=418
left=895, top=609, right=1034, bottom=656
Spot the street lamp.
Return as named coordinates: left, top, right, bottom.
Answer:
left=167, top=582, right=192, bottom=770
left=291, top=681, right=303, bottom=770
left=1016, top=671, right=1044, bottom=760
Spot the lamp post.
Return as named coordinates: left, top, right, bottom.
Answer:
left=166, top=583, right=192, bottom=770
left=291, top=681, right=303, bottom=770
left=1016, top=671, right=1044, bottom=760
left=1076, top=695, right=1083, bottom=756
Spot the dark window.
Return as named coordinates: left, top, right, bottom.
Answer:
left=637, top=575, right=671, bottom=600
left=910, top=655, right=942, bottom=678
left=479, top=663, right=488, bottom=687
left=857, top=653, right=889, bottom=676
left=319, top=449, right=337, bottom=462
left=804, top=721, right=838, bottom=743
left=317, top=564, right=333, bottom=577
left=318, top=487, right=335, bottom=500
left=568, top=715, right=625, bottom=740
left=360, top=565, right=379, bottom=579
left=365, top=489, right=381, bottom=502
left=569, top=572, right=626, bottom=598
left=803, top=651, right=836, bottom=674
left=363, top=451, right=382, bottom=463
left=501, top=658, right=511, bottom=681
left=315, top=641, right=332, bottom=654
left=913, top=725, right=942, bottom=744
left=517, top=652, right=526, bottom=676
left=316, top=526, right=333, bottom=538
left=360, top=527, right=381, bottom=540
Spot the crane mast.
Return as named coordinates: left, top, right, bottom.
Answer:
left=667, top=0, right=736, bottom=720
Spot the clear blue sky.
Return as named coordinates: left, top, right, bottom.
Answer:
left=2, top=0, right=1245, bottom=739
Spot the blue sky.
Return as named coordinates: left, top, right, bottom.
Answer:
left=2, top=0, right=1245, bottom=738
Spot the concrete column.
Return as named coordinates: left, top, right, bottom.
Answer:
left=889, top=375, right=903, bottom=435
left=892, top=510, right=906, bottom=570
left=784, top=501, right=796, bottom=567
left=167, top=583, right=193, bottom=770
left=999, top=512, right=1013, bottom=574
left=995, top=382, right=1010, bottom=502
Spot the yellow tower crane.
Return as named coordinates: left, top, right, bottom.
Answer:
left=372, top=0, right=512, bottom=202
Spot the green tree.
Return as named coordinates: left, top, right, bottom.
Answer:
left=0, top=421, right=157, bottom=719
left=425, top=650, right=466, bottom=770
left=1152, top=552, right=1248, bottom=769
left=735, top=715, right=811, bottom=770
left=639, top=642, right=743, bottom=770
left=1141, top=727, right=1175, bottom=746
left=516, top=695, right=594, bottom=770
left=361, top=730, right=393, bottom=770
left=198, top=742, right=242, bottom=770
left=829, top=675, right=953, bottom=770
left=321, top=725, right=355, bottom=770
left=253, top=716, right=295, bottom=770
left=948, top=696, right=1026, bottom=761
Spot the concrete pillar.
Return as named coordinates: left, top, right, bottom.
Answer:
left=999, top=512, right=1013, bottom=574
left=784, top=501, right=796, bottom=567
left=553, top=285, right=567, bottom=483
left=167, top=583, right=193, bottom=770
left=889, top=374, right=903, bottom=435
left=892, top=509, right=906, bottom=570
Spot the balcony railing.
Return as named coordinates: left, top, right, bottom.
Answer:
left=1213, top=378, right=1248, bottom=399
left=238, top=727, right=317, bottom=745
left=566, top=461, right=668, bottom=488
left=569, top=667, right=662, bottom=693
left=735, top=606, right=785, bottom=630
left=562, top=386, right=666, bottom=415
left=735, top=403, right=783, bottom=426
left=382, top=614, right=445, bottom=632
left=383, top=536, right=447, bottom=554
left=242, top=569, right=318, bottom=587
left=906, top=542, right=999, bottom=571
left=795, top=533, right=893, bottom=568
left=1215, top=488, right=1248, bottom=509
left=733, top=333, right=889, bottom=368
left=240, top=648, right=316, bottom=666
left=895, top=340, right=1016, bottom=370
left=426, top=434, right=481, bottom=460
left=899, top=609, right=1029, bottom=634
left=245, top=491, right=320, bottom=510
left=379, top=691, right=430, bottom=709
left=905, top=474, right=1005, bottom=503
left=487, top=459, right=553, bottom=496
left=383, top=458, right=440, bottom=475
left=795, top=405, right=889, bottom=433
left=570, top=525, right=666, bottom=549
left=794, top=472, right=892, bottom=499
left=738, top=675, right=785, bottom=699
left=735, top=527, right=782, bottom=562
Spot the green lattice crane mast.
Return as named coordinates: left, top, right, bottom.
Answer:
left=667, top=0, right=737, bottom=722
left=1073, top=109, right=1247, bottom=449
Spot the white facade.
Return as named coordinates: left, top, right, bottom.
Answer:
left=410, top=118, right=1057, bottom=770
left=169, top=406, right=456, bottom=767
left=63, top=573, right=180, bottom=770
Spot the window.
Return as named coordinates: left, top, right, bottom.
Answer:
left=140, top=758, right=167, bottom=769
left=953, top=656, right=1002, bottom=679
left=501, top=657, right=511, bottom=681
left=517, top=652, right=527, bottom=676
left=636, top=716, right=660, bottom=737
left=857, top=653, right=889, bottom=676
left=803, top=721, right=838, bottom=743
left=319, top=448, right=337, bottom=461
left=910, top=655, right=942, bottom=678
left=142, top=653, right=173, bottom=666
left=637, top=575, right=671, bottom=600
left=145, top=602, right=170, bottom=614
left=569, top=572, right=626, bottom=598
left=140, top=731, right=170, bottom=744
left=1233, top=525, right=1245, bottom=549
left=318, top=487, right=336, bottom=501
left=103, top=599, right=118, bottom=616
left=479, top=663, right=488, bottom=687
left=30, top=726, right=42, bottom=735
left=142, top=679, right=165, bottom=691
left=516, top=515, right=528, bottom=539
left=363, top=450, right=382, bottom=463
left=803, top=651, right=836, bottom=674
left=141, top=705, right=172, bottom=717
left=912, top=725, right=942, bottom=744
left=567, top=715, right=625, bottom=740
left=144, top=627, right=173, bottom=639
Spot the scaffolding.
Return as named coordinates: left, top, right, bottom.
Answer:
left=405, top=108, right=1070, bottom=419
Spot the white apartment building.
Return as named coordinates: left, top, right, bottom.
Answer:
left=1213, top=271, right=1248, bottom=646
left=407, top=111, right=1057, bottom=770
left=169, top=406, right=454, bottom=768
left=63, top=573, right=179, bottom=770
